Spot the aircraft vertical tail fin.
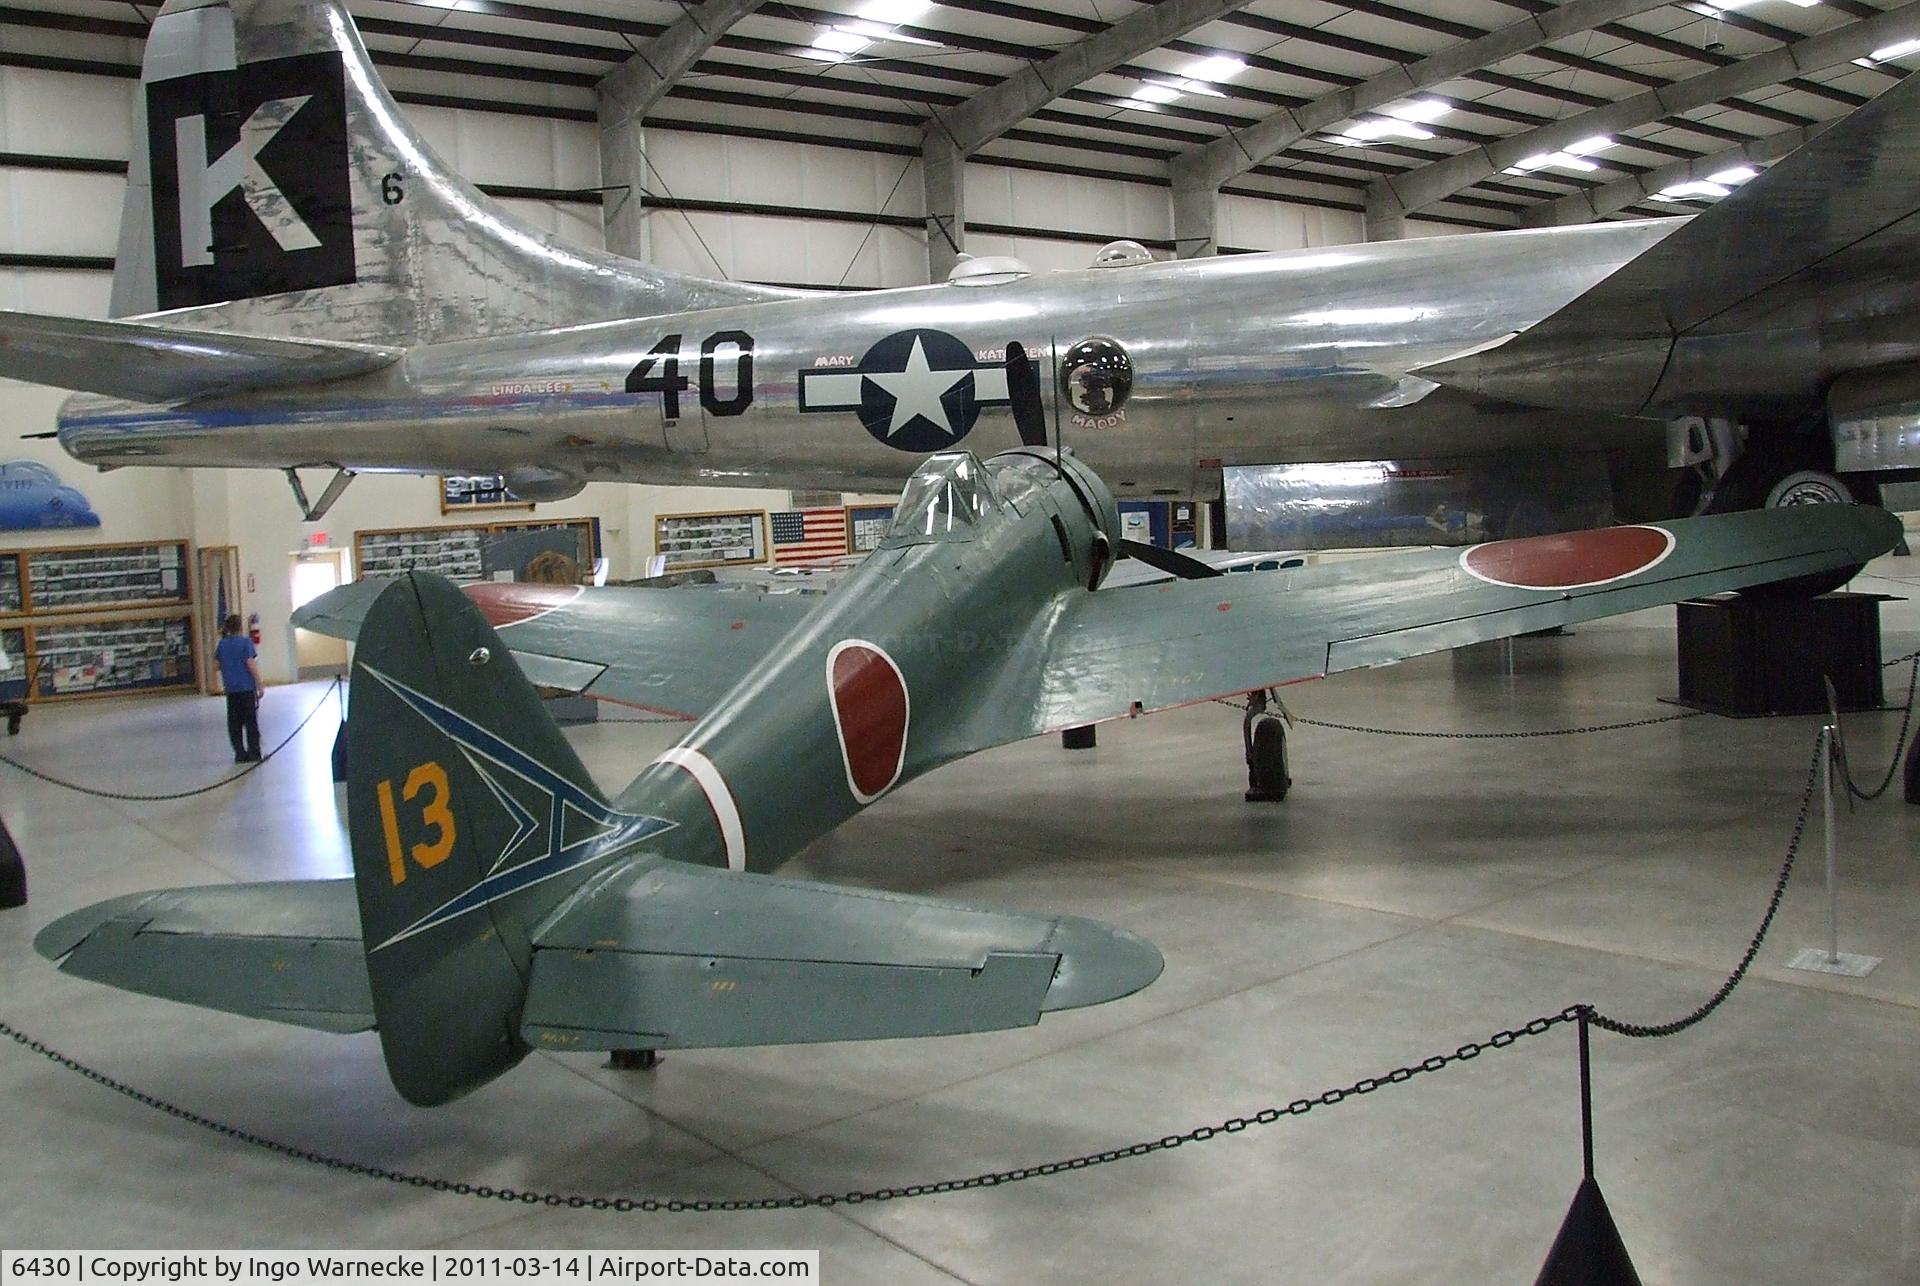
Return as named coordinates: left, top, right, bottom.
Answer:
left=346, top=573, right=672, bottom=1105
left=115, top=0, right=798, bottom=341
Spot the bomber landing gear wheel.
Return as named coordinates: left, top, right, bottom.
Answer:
left=1711, top=453, right=1879, bottom=598
left=1244, top=714, right=1291, bottom=803
left=610, top=1048, right=660, bottom=1071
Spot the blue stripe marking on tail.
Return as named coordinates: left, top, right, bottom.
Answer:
left=360, top=663, right=675, bottom=951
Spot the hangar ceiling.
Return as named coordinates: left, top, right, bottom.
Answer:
left=4, top=0, right=1915, bottom=262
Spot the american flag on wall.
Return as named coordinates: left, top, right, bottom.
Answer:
left=770, top=508, right=849, bottom=565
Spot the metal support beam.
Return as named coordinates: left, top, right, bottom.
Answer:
left=1522, top=122, right=1830, bottom=226
left=1169, top=0, right=1675, bottom=196
left=921, top=0, right=1250, bottom=279
left=596, top=0, right=762, bottom=259
left=284, top=468, right=357, bottom=524
left=1367, top=2, right=1920, bottom=224
left=1170, top=179, right=1217, bottom=258
left=923, top=130, right=966, bottom=282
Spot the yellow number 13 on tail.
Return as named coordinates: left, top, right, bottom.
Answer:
left=377, top=761, right=457, bottom=885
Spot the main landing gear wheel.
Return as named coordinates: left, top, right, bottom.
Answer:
left=1242, top=691, right=1291, bottom=803
left=610, top=1048, right=660, bottom=1071
left=1710, top=451, right=1882, bottom=598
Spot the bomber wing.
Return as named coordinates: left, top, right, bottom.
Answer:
left=0, top=311, right=399, bottom=403
left=1419, top=69, right=1920, bottom=419
left=294, top=578, right=815, bottom=718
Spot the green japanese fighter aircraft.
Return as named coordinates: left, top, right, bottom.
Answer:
left=35, top=448, right=1900, bottom=1106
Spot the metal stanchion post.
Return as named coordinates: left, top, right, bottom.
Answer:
left=1788, top=724, right=1881, bottom=978
left=1824, top=723, right=1838, bottom=966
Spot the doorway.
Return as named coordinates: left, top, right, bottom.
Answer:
left=290, top=548, right=349, bottom=679
left=196, top=545, right=240, bottom=694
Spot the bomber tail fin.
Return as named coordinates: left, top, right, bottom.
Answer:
left=347, top=572, right=672, bottom=1105
left=114, top=0, right=798, bottom=342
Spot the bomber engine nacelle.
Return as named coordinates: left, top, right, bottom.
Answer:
left=1828, top=365, right=1920, bottom=476
left=502, top=465, right=585, bottom=503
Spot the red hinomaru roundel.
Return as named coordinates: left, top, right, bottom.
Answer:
left=460, top=581, right=584, bottom=628
left=827, top=639, right=910, bottom=804
left=1460, top=525, right=1676, bottom=591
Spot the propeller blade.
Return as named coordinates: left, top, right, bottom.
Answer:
left=1005, top=341, right=1049, bottom=447
left=1118, top=539, right=1223, bottom=580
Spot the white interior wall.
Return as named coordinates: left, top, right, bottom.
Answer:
left=0, top=62, right=1450, bottom=689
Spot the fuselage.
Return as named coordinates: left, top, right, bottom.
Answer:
left=58, top=220, right=1681, bottom=499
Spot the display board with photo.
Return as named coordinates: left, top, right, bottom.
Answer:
left=0, top=625, right=24, bottom=702
left=654, top=510, right=767, bottom=570
left=0, top=553, right=20, bottom=614
left=30, top=614, right=196, bottom=700
left=847, top=504, right=896, bottom=553
left=23, top=542, right=190, bottom=613
left=355, top=518, right=598, bottom=584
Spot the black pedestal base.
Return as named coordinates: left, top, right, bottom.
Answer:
left=1673, top=593, right=1888, bottom=718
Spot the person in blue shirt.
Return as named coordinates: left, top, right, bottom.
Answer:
left=214, top=614, right=263, bottom=763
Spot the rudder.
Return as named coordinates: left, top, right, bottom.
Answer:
left=347, top=573, right=668, bottom=1104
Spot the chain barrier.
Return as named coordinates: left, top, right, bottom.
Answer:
left=1212, top=695, right=1704, bottom=739
left=0, top=677, right=342, bottom=802
left=0, top=721, right=1834, bottom=1211
left=0, top=1006, right=1580, bottom=1213
left=1837, top=652, right=1920, bottom=804
left=1584, top=733, right=1821, bottom=1039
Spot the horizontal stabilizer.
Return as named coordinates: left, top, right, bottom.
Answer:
left=34, top=881, right=372, bottom=1033
left=0, top=310, right=399, bottom=403
left=521, top=858, right=1163, bottom=1050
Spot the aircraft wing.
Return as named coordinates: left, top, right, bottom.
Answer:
left=33, top=881, right=373, bottom=1033
left=294, top=578, right=815, bottom=718
left=1419, top=69, right=1920, bottom=418
left=0, top=310, right=400, bottom=403
left=1019, top=504, right=1899, bottom=737
left=520, top=856, right=1161, bottom=1051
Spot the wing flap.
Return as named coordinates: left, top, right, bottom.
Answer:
left=35, top=882, right=374, bottom=1033
left=0, top=310, right=400, bottom=403
left=521, top=859, right=1162, bottom=1050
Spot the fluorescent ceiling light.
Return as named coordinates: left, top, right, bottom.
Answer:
left=1692, top=0, right=1819, bottom=11
left=1333, top=118, right=1434, bottom=144
left=840, top=18, right=941, bottom=45
left=1869, top=37, right=1920, bottom=61
left=857, top=0, right=934, bottom=21
left=804, top=28, right=871, bottom=60
left=1707, top=165, right=1758, bottom=185
left=1504, top=141, right=1608, bottom=175
left=1130, top=83, right=1183, bottom=105
left=1652, top=179, right=1732, bottom=201
left=1386, top=98, right=1452, bottom=124
left=1187, top=55, right=1247, bottom=82
left=1331, top=101, right=1450, bottom=146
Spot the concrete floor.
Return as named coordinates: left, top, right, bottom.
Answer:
left=3, top=558, right=1918, bottom=1282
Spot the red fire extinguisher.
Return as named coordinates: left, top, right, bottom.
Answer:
left=247, top=612, right=262, bottom=645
